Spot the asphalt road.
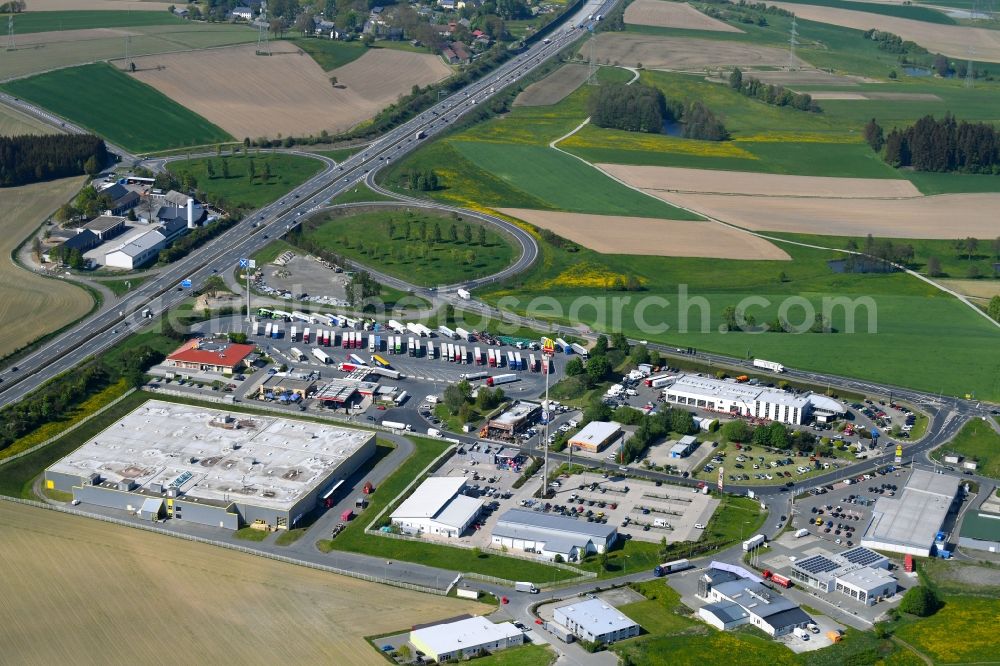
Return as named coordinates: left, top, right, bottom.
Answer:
left=0, top=0, right=616, bottom=403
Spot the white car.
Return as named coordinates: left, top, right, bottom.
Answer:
left=694, top=523, right=705, bottom=529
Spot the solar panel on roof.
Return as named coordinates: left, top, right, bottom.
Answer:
left=795, top=554, right=839, bottom=574
left=841, top=546, right=883, bottom=567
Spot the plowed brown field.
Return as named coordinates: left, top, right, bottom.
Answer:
left=625, top=0, right=743, bottom=32
left=590, top=32, right=805, bottom=71
left=0, top=502, right=486, bottom=665
left=129, top=43, right=450, bottom=139
left=500, top=208, right=790, bottom=260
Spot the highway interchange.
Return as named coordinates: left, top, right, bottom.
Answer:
left=2, top=0, right=999, bottom=660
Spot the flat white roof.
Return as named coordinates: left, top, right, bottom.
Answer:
left=411, top=616, right=521, bottom=654
left=667, top=375, right=810, bottom=409
left=569, top=421, right=621, bottom=447
left=837, top=566, right=896, bottom=591
left=434, top=494, right=482, bottom=529
left=47, top=400, right=373, bottom=511
left=555, top=598, right=638, bottom=634
left=391, top=476, right=465, bottom=519
left=106, top=229, right=165, bottom=258
left=863, top=469, right=960, bottom=551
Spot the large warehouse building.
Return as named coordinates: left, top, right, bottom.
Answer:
left=45, top=400, right=375, bottom=531
left=861, top=469, right=961, bottom=556
left=390, top=476, right=482, bottom=538
left=491, top=509, right=617, bottom=561
left=662, top=374, right=844, bottom=426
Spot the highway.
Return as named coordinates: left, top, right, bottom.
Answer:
left=0, top=0, right=615, bottom=406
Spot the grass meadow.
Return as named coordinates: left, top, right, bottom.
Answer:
left=289, top=37, right=366, bottom=71
left=167, top=153, right=325, bottom=210
left=384, top=77, right=699, bottom=219
left=2, top=63, right=231, bottom=152
left=480, top=228, right=1000, bottom=401
left=931, top=418, right=1000, bottom=477
left=2, top=9, right=184, bottom=34
left=301, top=209, right=517, bottom=286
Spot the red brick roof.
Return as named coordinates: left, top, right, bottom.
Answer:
left=167, top=341, right=255, bottom=369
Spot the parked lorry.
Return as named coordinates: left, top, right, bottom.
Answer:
left=570, top=343, right=589, bottom=358
left=555, top=338, right=570, bottom=354
left=474, top=347, right=483, bottom=365
left=743, top=534, right=767, bottom=551
left=349, top=353, right=367, bottom=366
left=312, top=348, right=331, bottom=364
left=290, top=347, right=306, bottom=362
left=457, top=288, right=471, bottom=300
left=388, top=319, right=405, bottom=334
left=515, top=582, right=539, bottom=594
left=461, top=371, right=488, bottom=381
left=645, top=373, right=673, bottom=388
left=753, top=358, right=785, bottom=373
left=438, top=325, right=456, bottom=339
left=488, top=349, right=497, bottom=367
left=455, top=327, right=471, bottom=341
left=487, top=373, right=518, bottom=387
left=382, top=421, right=412, bottom=431
left=290, top=326, right=298, bottom=342
left=303, top=327, right=311, bottom=343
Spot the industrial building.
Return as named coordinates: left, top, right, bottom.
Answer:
left=568, top=421, right=622, bottom=453
left=670, top=435, right=698, bottom=458
left=104, top=228, right=167, bottom=269
left=44, top=401, right=375, bottom=530
left=553, top=598, right=640, bottom=644
left=81, top=215, right=126, bottom=241
left=662, top=375, right=844, bottom=426
left=390, top=476, right=482, bottom=538
left=409, top=616, right=523, bottom=662
left=697, top=566, right=812, bottom=637
left=257, top=375, right=317, bottom=400
left=491, top=509, right=617, bottom=561
left=488, top=401, right=541, bottom=435
left=165, top=340, right=256, bottom=375
left=861, top=469, right=962, bottom=556
left=790, top=546, right=896, bottom=606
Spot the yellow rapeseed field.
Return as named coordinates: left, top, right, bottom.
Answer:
left=734, top=132, right=862, bottom=144
left=560, top=128, right=757, bottom=159
left=542, top=262, right=639, bottom=289
left=896, top=598, right=1000, bottom=664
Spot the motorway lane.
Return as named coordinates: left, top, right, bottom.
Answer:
left=0, top=0, right=614, bottom=403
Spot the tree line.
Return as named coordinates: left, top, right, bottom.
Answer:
left=0, top=134, right=107, bottom=187
left=728, top=68, right=819, bottom=112
left=590, top=83, right=728, bottom=140
left=0, top=344, right=163, bottom=454
left=866, top=115, right=1000, bottom=173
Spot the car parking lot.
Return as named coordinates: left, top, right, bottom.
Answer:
left=545, top=472, right=719, bottom=544
left=790, top=464, right=910, bottom=551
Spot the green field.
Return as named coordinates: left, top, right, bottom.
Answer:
left=559, top=69, right=1000, bottom=190
left=931, top=418, right=1000, bottom=477
left=2, top=10, right=183, bottom=34
left=384, top=79, right=699, bottom=219
left=464, top=644, right=555, bottom=666
left=481, top=229, right=1000, bottom=400
left=318, top=436, right=576, bottom=583
left=1, top=63, right=231, bottom=153
left=300, top=209, right=517, bottom=286
left=767, top=232, right=1000, bottom=281
left=288, top=38, right=365, bottom=71
left=167, top=153, right=324, bottom=210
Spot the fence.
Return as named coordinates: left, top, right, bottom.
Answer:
left=0, top=388, right=137, bottom=468
left=0, top=495, right=447, bottom=596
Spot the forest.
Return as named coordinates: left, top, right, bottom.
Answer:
left=0, top=134, right=107, bottom=187
left=868, top=115, right=1000, bottom=173
left=590, top=83, right=728, bottom=140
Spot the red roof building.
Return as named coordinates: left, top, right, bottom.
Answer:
left=165, top=340, right=256, bottom=374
